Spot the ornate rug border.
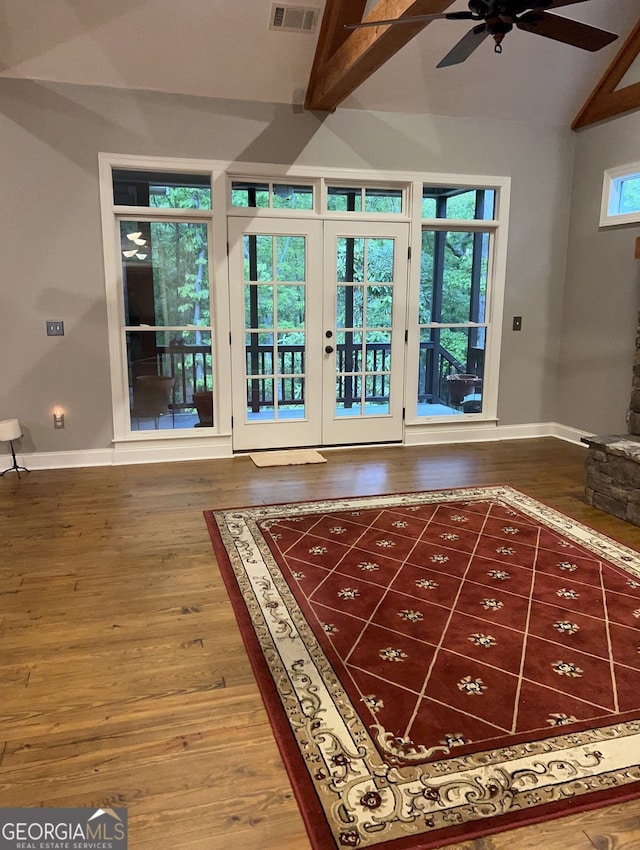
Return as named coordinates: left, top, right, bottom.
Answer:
left=204, top=486, right=640, bottom=850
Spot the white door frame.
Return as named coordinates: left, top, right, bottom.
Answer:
left=228, top=216, right=324, bottom=451
left=228, top=217, right=409, bottom=450
left=321, top=220, right=409, bottom=446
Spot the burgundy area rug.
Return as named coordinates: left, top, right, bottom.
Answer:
left=204, top=486, right=640, bottom=850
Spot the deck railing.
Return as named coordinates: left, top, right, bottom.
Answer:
left=141, top=340, right=482, bottom=411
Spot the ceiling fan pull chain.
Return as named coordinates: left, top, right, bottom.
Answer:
left=494, top=42, right=502, bottom=54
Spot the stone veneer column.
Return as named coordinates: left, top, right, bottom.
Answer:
left=583, top=312, right=640, bottom=526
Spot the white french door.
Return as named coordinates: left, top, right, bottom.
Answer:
left=228, top=217, right=409, bottom=451
left=228, top=218, right=323, bottom=450
left=321, top=220, right=408, bottom=445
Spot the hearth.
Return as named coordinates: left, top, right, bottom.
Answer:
left=584, top=312, right=640, bottom=526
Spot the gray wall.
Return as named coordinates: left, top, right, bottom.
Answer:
left=0, top=80, right=575, bottom=454
left=558, top=109, right=640, bottom=436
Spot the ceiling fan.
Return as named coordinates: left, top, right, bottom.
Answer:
left=345, top=0, right=618, bottom=67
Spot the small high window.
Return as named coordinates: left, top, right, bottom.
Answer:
left=600, top=162, right=640, bottom=226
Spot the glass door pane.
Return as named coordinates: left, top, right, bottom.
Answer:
left=228, top=218, right=322, bottom=450
left=335, top=237, right=395, bottom=417
left=243, top=234, right=307, bottom=422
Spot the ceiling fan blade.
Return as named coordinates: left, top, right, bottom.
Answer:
left=437, top=24, right=489, bottom=68
left=516, top=11, right=618, bottom=51
left=344, top=11, right=475, bottom=30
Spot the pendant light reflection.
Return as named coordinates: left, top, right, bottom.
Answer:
left=122, top=230, right=149, bottom=261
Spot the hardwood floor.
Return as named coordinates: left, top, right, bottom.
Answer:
left=2, top=438, right=640, bottom=850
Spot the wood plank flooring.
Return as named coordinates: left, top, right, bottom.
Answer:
left=1, top=438, right=640, bottom=849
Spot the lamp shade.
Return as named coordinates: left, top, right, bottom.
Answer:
left=0, top=418, right=22, bottom=441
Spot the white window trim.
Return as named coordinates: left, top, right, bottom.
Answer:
left=405, top=176, right=510, bottom=425
left=99, top=154, right=510, bottom=444
left=600, top=161, right=640, bottom=227
left=98, top=154, right=233, bottom=443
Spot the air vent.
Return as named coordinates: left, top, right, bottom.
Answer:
left=270, top=4, right=319, bottom=33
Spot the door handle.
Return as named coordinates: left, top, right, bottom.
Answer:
left=325, top=345, right=334, bottom=354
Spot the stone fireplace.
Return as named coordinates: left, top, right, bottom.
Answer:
left=584, top=312, right=640, bottom=526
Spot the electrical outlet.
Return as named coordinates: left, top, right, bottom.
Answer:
left=512, top=316, right=522, bottom=331
left=53, top=412, right=65, bottom=429
left=46, top=321, right=64, bottom=336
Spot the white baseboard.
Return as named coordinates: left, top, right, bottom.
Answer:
left=7, top=423, right=592, bottom=471
left=547, top=423, right=593, bottom=446
left=9, top=437, right=234, bottom=470
left=112, top=437, right=233, bottom=466
left=404, top=421, right=592, bottom=447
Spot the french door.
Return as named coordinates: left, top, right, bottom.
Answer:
left=228, top=217, right=409, bottom=450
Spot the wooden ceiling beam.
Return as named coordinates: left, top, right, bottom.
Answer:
left=572, top=17, right=640, bottom=130
left=304, top=0, right=456, bottom=112
left=309, top=0, right=368, bottom=78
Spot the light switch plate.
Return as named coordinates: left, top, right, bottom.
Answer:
left=46, top=321, right=64, bottom=336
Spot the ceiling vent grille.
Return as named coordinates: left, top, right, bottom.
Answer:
left=270, top=4, right=319, bottom=33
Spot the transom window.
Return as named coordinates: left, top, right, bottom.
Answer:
left=422, top=186, right=495, bottom=220
left=327, top=185, right=404, bottom=214
left=113, top=169, right=212, bottom=209
left=230, top=180, right=315, bottom=210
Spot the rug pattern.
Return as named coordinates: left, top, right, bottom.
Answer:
left=208, top=487, right=640, bottom=849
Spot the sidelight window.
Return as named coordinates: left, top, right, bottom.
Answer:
left=416, top=185, right=499, bottom=418
left=103, top=164, right=218, bottom=436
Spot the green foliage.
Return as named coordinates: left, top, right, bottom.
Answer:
left=420, top=226, right=488, bottom=366
left=150, top=220, right=210, bottom=327
left=150, top=186, right=211, bottom=210
left=421, top=188, right=495, bottom=220
left=231, top=184, right=314, bottom=210
left=619, top=176, right=640, bottom=214
left=327, top=188, right=403, bottom=214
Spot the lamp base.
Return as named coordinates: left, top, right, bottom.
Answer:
left=1, top=440, right=29, bottom=479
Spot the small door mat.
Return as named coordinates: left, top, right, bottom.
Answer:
left=248, top=449, right=327, bottom=467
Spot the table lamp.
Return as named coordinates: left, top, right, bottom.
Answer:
left=0, top=418, right=28, bottom=478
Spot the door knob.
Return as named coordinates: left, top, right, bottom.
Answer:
left=325, top=345, right=334, bottom=354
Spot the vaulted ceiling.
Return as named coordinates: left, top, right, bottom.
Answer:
left=307, top=1, right=640, bottom=126
left=0, top=0, right=638, bottom=127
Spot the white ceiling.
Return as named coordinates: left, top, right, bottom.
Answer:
left=0, top=0, right=638, bottom=126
